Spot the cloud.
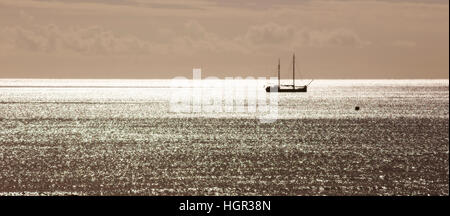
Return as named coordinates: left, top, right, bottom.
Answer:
left=239, top=23, right=370, bottom=48
left=242, top=23, right=296, bottom=44
left=0, top=22, right=240, bottom=55
left=168, top=20, right=247, bottom=54
left=0, top=25, right=153, bottom=55
left=302, top=28, right=370, bottom=47
left=0, top=21, right=370, bottom=57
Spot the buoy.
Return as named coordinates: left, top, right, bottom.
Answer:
left=355, top=106, right=360, bottom=111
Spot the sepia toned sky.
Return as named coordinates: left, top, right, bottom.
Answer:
left=0, top=0, right=448, bottom=79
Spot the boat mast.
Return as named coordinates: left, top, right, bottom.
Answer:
left=293, top=53, right=295, bottom=88
left=278, top=59, right=281, bottom=88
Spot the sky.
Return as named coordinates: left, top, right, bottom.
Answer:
left=0, top=0, right=448, bottom=79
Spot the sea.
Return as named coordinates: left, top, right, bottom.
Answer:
left=0, top=79, right=448, bottom=195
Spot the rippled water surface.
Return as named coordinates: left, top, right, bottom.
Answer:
left=0, top=79, right=448, bottom=195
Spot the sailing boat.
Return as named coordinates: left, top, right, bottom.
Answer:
left=265, top=54, right=312, bottom=93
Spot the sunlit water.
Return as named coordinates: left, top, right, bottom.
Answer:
left=0, top=79, right=448, bottom=119
left=0, top=79, right=448, bottom=195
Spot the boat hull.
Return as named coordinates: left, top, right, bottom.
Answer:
left=265, top=86, right=307, bottom=92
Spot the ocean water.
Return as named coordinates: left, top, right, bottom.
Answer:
left=0, top=79, right=448, bottom=195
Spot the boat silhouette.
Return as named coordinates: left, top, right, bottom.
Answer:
left=265, top=54, right=312, bottom=93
